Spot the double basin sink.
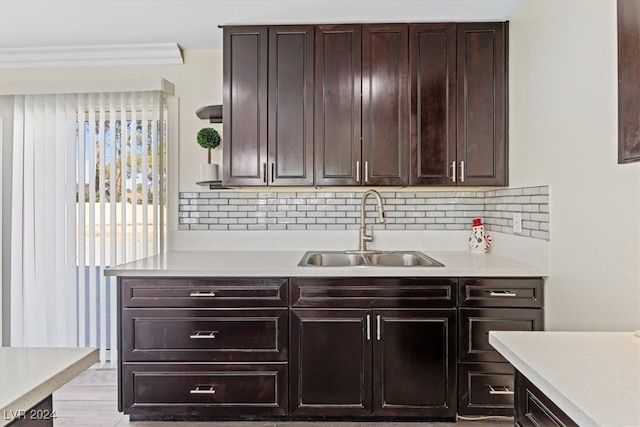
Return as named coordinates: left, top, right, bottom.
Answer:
left=299, top=251, right=444, bottom=268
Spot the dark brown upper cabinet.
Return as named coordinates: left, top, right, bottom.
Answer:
left=315, top=24, right=410, bottom=186
left=410, top=23, right=457, bottom=185
left=223, top=25, right=314, bottom=186
left=362, top=24, right=410, bottom=186
left=618, top=0, right=640, bottom=164
left=456, top=23, right=508, bottom=185
left=314, top=24, right=363, bottom=186
left=223, top=22, right=508, bottom=187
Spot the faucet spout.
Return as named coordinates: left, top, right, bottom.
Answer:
left=358, top=189, right=386, bottom=252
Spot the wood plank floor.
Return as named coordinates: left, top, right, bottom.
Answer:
left=52, top=365, right=514, bottom=426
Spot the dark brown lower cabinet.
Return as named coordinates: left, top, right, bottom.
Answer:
left=458, top=363, right=516, bottom=417
left=290, top=308, right=456, bottom=418
left=457, top=278, right=544, bottom=417
left=515, top=370, right=578, bottom=427
left=122, top=363, right=288, bottom=418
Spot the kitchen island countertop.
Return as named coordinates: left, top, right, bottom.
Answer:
left=0, top=347, right=98, bottom=427
left=105, top=250, right=545, bottom=277
left=489, top=331, right=640, bottom=426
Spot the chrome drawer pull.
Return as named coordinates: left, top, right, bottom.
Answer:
left=488, top=385, right=514, bottom=395
left=190, top=385, right=216, bottom=394
left=190, top=291, right=216, bottom=297
left=488, top=290, right=517, bottom=297
left=190, top=331, right=218, bottom=339
left=366, top=314, right=371, bottom=341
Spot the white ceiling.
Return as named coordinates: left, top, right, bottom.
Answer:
left=0, top=0, right=525, bottom=50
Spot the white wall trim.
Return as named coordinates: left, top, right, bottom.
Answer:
left=0, top=43, right=183, bottom=69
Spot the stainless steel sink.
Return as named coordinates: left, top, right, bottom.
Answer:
left=298, top=251, right=444, bottom=267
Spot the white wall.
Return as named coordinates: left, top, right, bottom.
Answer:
left=509, top=1, right=640, bottom=330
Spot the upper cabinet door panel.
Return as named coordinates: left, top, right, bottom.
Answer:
left=314, top=24, right=362, bottom=186
left=362, top=24, right=409, bottom=186
left=223, top=27, right=268, bottom=186
left=457, top=23, right=507, bottom=186
left=268, top=26, right=315, bottom=185
left=618, top=0, right=640, bottom=163
left=409, top=23, right=457, bottom=186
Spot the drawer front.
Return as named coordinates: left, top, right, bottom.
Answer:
left=459, top=308, right=544, bottom=362
left=291, top=277, right=456, bottom=308
left=458, top=363, right=515, bottom=416
left=122, top=308, right=288, bottom=361
left=459, top=278, right=543, bottom=308
left=121, top=277, right=288, bottom=308
left=122, top=363, right=287, bottom=417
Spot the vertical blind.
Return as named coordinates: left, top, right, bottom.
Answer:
left=1, top=90, right=167, bottom=364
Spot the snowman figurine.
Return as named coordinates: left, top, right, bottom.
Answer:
left=469, top=218, right=492, bottom=253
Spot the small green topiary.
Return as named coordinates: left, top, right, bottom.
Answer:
left=197, top=127, right=221, bottom=163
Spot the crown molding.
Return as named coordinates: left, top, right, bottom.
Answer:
left=0, top=43, right=183, bottom=69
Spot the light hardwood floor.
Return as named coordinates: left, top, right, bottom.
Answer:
left=52, top=365, right=514, bottom=427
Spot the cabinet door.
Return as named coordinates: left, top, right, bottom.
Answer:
left=362, top=24, right=409, bottom=186
left=409, top=24, right=457, bottom=186
left=314, top=24, right=362, bottom=186
left=223, top=26, right=268, bottom=186
left=268, top=26, right=315, bottom=185
left=456, top=23, right=507, bottom=186
left=290, top=308, right=372, bottom=416
left=373, top=309, right=457, bottom=418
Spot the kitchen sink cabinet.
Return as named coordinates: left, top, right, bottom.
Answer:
left=117, top=274, right=544, bottom=421
left=118, top=277, right=289, bottom=418
left=223, top=25, right=314, bottom=186
left=314, top=24, right=410, bottom=186
left=290, top=278, right=457, bottom=419
left=457, top=278, right=544, bottom=417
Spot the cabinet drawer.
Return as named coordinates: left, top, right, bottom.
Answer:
left=458, top=363, right=515, bottom=416
left=291, top=277, right=456, bottom=308
left=122, top=363, right=287, bottom=417
left=459, top=308, right=543, bottom=362
left=121, top=277, right=288, bottom=308
left=122, top=308, right=287, bottom=361
left=459, top=278, right=543, bottom=308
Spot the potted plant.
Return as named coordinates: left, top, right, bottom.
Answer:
left=197, top=127, right=221, bottom=182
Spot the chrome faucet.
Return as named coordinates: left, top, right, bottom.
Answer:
left=358, top=189, right=386, bottom=252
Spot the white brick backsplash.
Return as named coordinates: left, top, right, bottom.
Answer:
left=177, top=186, right=550, bottom=239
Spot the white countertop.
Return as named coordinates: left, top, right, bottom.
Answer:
left=0, top=347, right=99, bottom=427
left=105, top=250, right=545, bottom=277
left=489, top=331, right=640, bottom=427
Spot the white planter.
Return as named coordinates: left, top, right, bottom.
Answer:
left=199, top=163, right=219, bottom=182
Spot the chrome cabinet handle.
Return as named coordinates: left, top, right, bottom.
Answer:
left=271, top=162, right=275, bottom=183
left=262, top=163, right=267, bottom=183
left=488, top=290, right=517, bottom=297
left=190, top=385, right=216, bottom=394
left=376, top=315, right=381, bottom=341
left=190, top=331, right=218, bottom=339
left=488, top=385, right=514, bottom=395
left=364, top=161, right=369, bottom=183
left=366, top=314, right=371, bottom=341
left=356, top=160, right=361, bottom=182
left=459, top=160, right=465, bottom=182
left=451, top=161, right=457, bottom=183
left=190, top=291, right=216, bottom=297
